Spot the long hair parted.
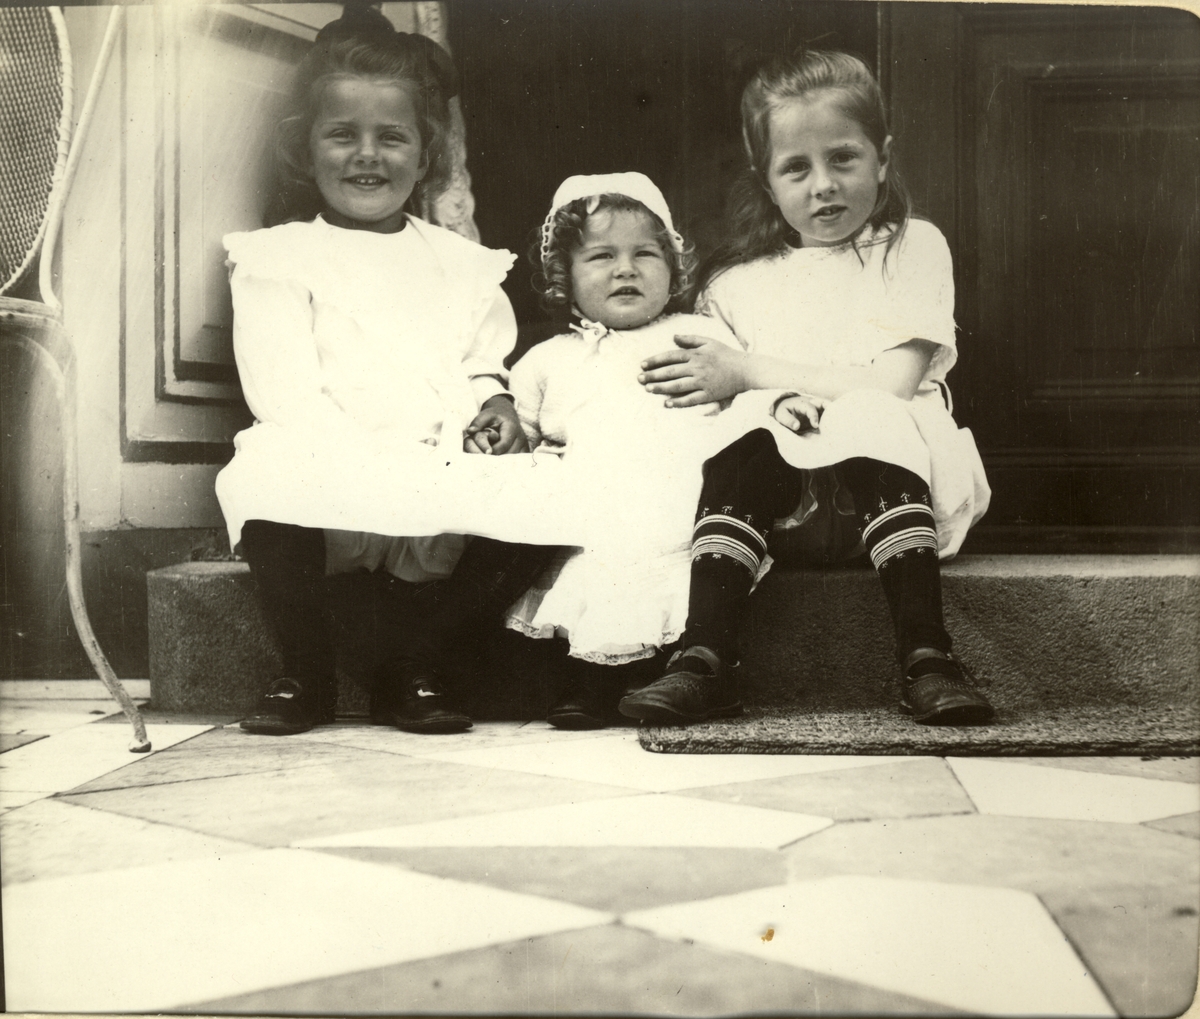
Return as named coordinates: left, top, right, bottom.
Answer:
left=265, top=6, right=458, bottom=226
left=533, top=194, right=698, bottom=318
left=697, top=48, right=911, bottom=295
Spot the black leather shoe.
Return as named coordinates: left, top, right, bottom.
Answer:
left=618, top=646, right=742, bottom=725
left=547, top=685, right=606, bottom=730
left=240, top=677, right=332, bottom=735
left=372, top=673, right=472, bottom=734
left=900, top=648, right=994, bottom=725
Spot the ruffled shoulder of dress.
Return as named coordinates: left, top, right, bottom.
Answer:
left=405, top=216, right=516, bottom=289
left=223, top=221, right=318, bottom=280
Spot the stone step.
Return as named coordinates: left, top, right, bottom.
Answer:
left=147, top=556, right=1199, bottom=720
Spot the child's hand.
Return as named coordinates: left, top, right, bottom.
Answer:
left=464, top=396, right=529, bottom=455
left=772, top=393, right=824, bottom=434
left=639, top=335, right=748, bottom=407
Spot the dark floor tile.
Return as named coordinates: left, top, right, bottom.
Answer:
left=65, top=726, right=396, bottom=793
left=1041, top=882, right=1200, bottom=1019
left=687, top=758, right=974, bottom=821
left=190, top=921, right=961, bottom=1016
left=0, top=733, right=46, bottom=753
left=0, top=797, right=255, bottom=886
left=96, top=710, right=244, bottom=727
left=321, top=845, right=790, bottom=913
left=59, top=754, right=634, bottom=847
left=1146, top=811, right=1200, bottom=840
left=1022, top=756, right=1200, bottom=784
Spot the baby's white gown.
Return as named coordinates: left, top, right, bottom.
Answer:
left=505, top=312, right=747, bottom=663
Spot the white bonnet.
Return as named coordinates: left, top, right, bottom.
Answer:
left=539, top=171, right=685, bottom=264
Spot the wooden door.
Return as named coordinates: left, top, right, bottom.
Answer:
left=451, top=0, right=878, bottom=329
left=889, top=3, right=1199, bottom=548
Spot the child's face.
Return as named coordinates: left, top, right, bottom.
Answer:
left=570, top=208, right=672, bottom=330
left=764, top=93, right=890, bottom=247
left=308, top=77, right=428, bottom=233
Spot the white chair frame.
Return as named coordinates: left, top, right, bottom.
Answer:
left=2, top=7, right=150, bottom=753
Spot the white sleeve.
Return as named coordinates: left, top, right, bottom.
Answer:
left=694, top=277, right=750, bottom=351
left=677, top=312, right=743, bottom=351
left=464, top=285, right=518, bottom=409
left=506, top=342, right=549, bottom=449
left=230, top=266, right=360, bottom=442
left=875, top=221, right=958, bottom=376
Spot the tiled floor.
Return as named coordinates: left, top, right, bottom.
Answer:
left=1, top=681, right=1197, bottom=1016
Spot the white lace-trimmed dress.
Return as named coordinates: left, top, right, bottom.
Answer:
left=702, top=219, right=990, bottom=558
left=215, top=215, right=587, bottom=582
left=504, top=312, right=746, bottom=663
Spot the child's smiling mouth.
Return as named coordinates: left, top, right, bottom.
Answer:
left=344, top=174, right=388, bottom=187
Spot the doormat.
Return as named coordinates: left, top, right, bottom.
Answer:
left=637, top=704, right=1200, bottom=756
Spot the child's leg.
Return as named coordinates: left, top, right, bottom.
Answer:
left=238, top=519, right=336, bottom=734
left=546, top=655, right=610, bottom=730
left=372, top=538, right=566, bottom=733
left=684, top=429, right=808, bottom=661
left=620, top=430, right=806, bottom=724
left=837, top=457, right=950, bottom=657
left=838, top=457, right=993, bottom=724
left=547, top=652, right=663, bottom=730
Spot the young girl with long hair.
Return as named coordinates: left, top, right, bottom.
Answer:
left=217, top=7, right=572, bottom=736
left=623, top=49, right=994, bottom=727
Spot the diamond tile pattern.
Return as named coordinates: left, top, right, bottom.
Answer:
left=948, top=757, right=1200, bottom=823
left=1, top=685, right=1196, bottom=1016
left=626, top=875, right=1118, bottom=1017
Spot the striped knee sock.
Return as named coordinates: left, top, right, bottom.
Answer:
left=840, top=459, right=951, bottom=659
left=860, top=497, right=939, bottom=571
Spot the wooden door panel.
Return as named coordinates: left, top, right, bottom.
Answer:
left=890, top=4, right=1199, bottom=539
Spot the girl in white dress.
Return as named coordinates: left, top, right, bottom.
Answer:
left=216, top=8, right=575, bottom=736
left=623, top=49, right=995, bottom=727
left=504, top=173, right=744, bottom=728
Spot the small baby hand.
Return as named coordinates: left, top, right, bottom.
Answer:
left=464, top=396, right=529, bottom=455
left=772, top=393, right=824, bottom=434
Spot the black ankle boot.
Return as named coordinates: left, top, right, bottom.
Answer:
left=547, top=657, right=635, bottom=730
left=241, top=677, right=333, bottom=736
left=546, top=681, right=607, bottom=729
left=372, top=664, right=472, bottom=734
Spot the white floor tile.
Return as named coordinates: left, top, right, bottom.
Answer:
left=947, top=758, right=1200, bottom=823
left=2, top=847, right=610, bottom=1012
left=0, top=702, right=124, bottom=736
left=414, top=730, right=914, bottom=792
left=0, top=679, right=151, bottom=701
left=0, top=789, right=46, bottom=812
left=0, top=723, right=211, bottom=795
left=626, top=875, right=1116, bottom=1017
left=296, top=793, right=831, bottom=850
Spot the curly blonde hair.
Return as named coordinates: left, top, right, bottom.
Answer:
left=532, top=194, right=698, bottom=317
